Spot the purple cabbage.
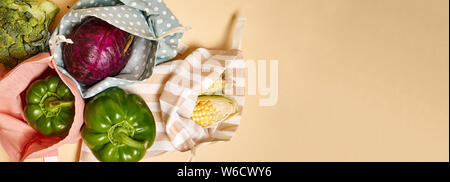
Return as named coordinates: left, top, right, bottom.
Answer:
left=63, top=17, right=134, bottom=85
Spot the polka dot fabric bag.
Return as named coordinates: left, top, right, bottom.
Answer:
left=50, top=0, right=185, bottom=98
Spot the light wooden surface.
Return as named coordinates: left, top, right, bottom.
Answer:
left=0, top=0, right=448, bottom=162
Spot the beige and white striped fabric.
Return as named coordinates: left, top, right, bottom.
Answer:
left=78, top=18, right=247, bottom=162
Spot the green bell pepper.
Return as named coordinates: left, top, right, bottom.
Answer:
left=81, top=87, right=156, bottom=162
left=24, top=75, right=75, bottom=138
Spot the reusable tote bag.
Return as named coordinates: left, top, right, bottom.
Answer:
left=50, top=0, right=186, bottom=98
left=0, top=53, right=85, bottom=162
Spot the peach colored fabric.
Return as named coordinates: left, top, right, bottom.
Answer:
left=0, top=53, right=84, bottom=162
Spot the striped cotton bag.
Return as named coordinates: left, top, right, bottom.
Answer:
left=77, top=18, right=247, bottom=162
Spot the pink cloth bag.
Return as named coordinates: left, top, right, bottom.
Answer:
left=0, top=53, right=84, bottom=162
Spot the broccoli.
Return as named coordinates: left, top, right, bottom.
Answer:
left=0, top=0, right=59, bottom=70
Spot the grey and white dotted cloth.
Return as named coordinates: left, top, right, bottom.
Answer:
left=50, top=0, right=184, bottom=98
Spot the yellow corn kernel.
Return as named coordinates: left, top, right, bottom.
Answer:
left=191, top=100, right=216, bottom=127
left=191, top=95, right=238, bottom=128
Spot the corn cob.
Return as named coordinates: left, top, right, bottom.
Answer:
left=201, top=74, right=226, bottom=95
left=191, top=95, right=238, bottom=127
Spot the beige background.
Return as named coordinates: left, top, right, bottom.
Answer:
left=0, top=0, right=448, bottom=162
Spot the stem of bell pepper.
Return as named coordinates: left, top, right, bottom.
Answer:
left=114, top=127, right=149, bottom=149
left=46, top=100, right=74, bottom=113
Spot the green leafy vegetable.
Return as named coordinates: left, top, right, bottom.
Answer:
left=0, top=0, right=59, bottom=70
